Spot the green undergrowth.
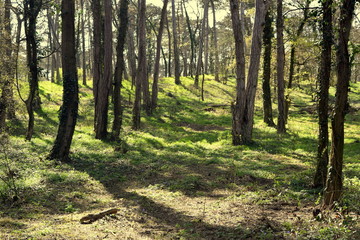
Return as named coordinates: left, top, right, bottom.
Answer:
left=1, top=76, right=359, bottom=239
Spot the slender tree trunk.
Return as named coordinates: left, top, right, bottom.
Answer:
left=81, top=0, right=87, bottom=85
left=230, top=0, right=246, bottom=145
left=183, top=0, right=195, bottom=78
left=127, top=17, right=137, bottom=88
left=172, top=0, right=181, bottom=84
left=211, top=0, right=220, bottom=82
left=262, top=9, right=275, bottom=127
left=139, top=0, right=151, bottom=115
left=49, top=0, right=79, bottom=162
left=194, top=0, right=209, bottom=87
left=151, top=0, right=169, bottom=111
left=94, top=0, right=113, bottom=139
left=323, top=0, right=355, bottom=208
left=242, top=0, right=270, bottom=143
left=24, top=0, right=42, bottom=140
left=166, top=18, right=172, bottom=77
left=111, top=0, right=129, bottom=140
left=314, top=0, right=332, bottom=188
left=204, top=15, right=209, bottom=74
left=276, top=0, right=286, bottom=134
left=132, top=0, right=147, bottom=129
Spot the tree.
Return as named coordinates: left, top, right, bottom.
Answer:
left=0, top=0, right=13, bottom=131
left=111, top=0, right=129, bottom=140
left=94, top=0, right=112, bottom=139
left=276, top=0, right=286, bottom=134
left=241, top=0, right=270, bottom=143
left=231, top=0, right=270, bottom=144
left=262, top=8, right=275, bottom=127
left=80, top=0, right=87, bottom=85
left=171, top=0, right=181, bottom=85
left=194, top=0, right=209, bottom=87
left=23, top=0, right=43, bottom=140
left=151, top=0, right=169, bottom=112
left=49, top=0, right=79, bottom=162
left=314, top=0, right=332, bottom=188
left=210, top=0, right=220, bottom=82
left=133, top=0, right=147, bottom=129
left=323, top=0, right=356, bottom=208
left=230, top=0, right=246, bottom=145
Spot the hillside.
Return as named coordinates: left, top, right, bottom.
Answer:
left=1, top=76, right=359, bottom=239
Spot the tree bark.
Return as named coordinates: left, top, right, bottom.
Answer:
left=132, top=0, right=147, bottom=129
left=111, top=0, right=129, bottom=140
left=126, top=16, right=137, bottom=88
left=314, top=0, right=332, bottom=188
left=210, top=0, right=220, bottom=82
left=276, top=0, right=286, bottom=134
left=94, top=0, right=112, bottom=139
left=151, top=0, right=169, bottom=112
left=81, top=0, right=87, bottom=85
left=194, top=0, right=209, bottom=87
left=242, top=0, right=270, bottom=143
left=323, top=0, right=355, bottom=208
left=229, top=0, right=246, bottom=145
left=24, top=0, right=42, bottom=140
left=49, top=0, right=79, bottom=162
left=262, top=9, right=275, bottom=127
left=172, top=0, right=181, bottom=85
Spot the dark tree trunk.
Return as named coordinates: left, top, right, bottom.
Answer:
left=276, top=0, right=286, bottom=134
left=94, top=0, right=112, bottom=139
left=229, top=0, right=246, bottom=145
left=49, top=0, right=79, bottom=162
left=262, top=9, right=275, bottom=127
left=183, top=0, right=195, bottom=78
left=210, top=0, right=220, bottom=82
left=323, top=0, right=355, bottom=208
left=132, top=0, right=147, bottom=129
left=314, top=0, right=332, bottom=188
left=0, top=0, right=13, bottom=130
left=24, top=0, right=42, bottom=140
left=127, top=16, right=137, bottom=88
left=81, top=0, right=87, bottom=85
left=111, top=0, right=129, bottom=140
left=172, top=0, right=181, bottom=85
left=151, top=0, right=169, bottom=111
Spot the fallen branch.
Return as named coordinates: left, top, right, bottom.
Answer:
left=80, top=208, right=119, bottom=224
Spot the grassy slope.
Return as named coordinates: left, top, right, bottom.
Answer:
left=0, top=76, right=359, bottom=239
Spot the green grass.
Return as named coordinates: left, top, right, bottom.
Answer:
left=0, top=76, right=359, bottom=239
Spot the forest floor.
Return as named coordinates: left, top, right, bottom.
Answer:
left=0, top=76, right=359, bottom=239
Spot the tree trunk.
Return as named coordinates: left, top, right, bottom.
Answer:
left=127, top=17, right=137, bottom=88
left=132, top=0, right=147, bottom=129
left=211, top=0, right=220, bottom=82
left=314, top=0, right=332, bottom=188
left=323, top=0, right=355, bottom=208
left=94, top=0, right=112, bottom=139
left=24, top=0, right=42, bottom=140
left=139, top=0, right=151, bottom=115
left=230, top=0, right=246, bottom=145
left=166, top=18, right=172, bottom=77
left=151, top=0, right=169, bottom=111
left=81, top=0, right=87, bottom=85
left=0, top=0, right=13, bottom=130
left=111, top=0, right=129, bottom=140
left=172, top=0, right=181, bottom=85
left=194, top=0, right=209, bottom=87
left=183, top=0, right=195, bottom=78
left=262, top=9, right=275, bottom=127
left=49, top=0, right=79, bottom=162
left=241, top=0, right=270, bottom=143
left=276, top=0, right=286, bottom=134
